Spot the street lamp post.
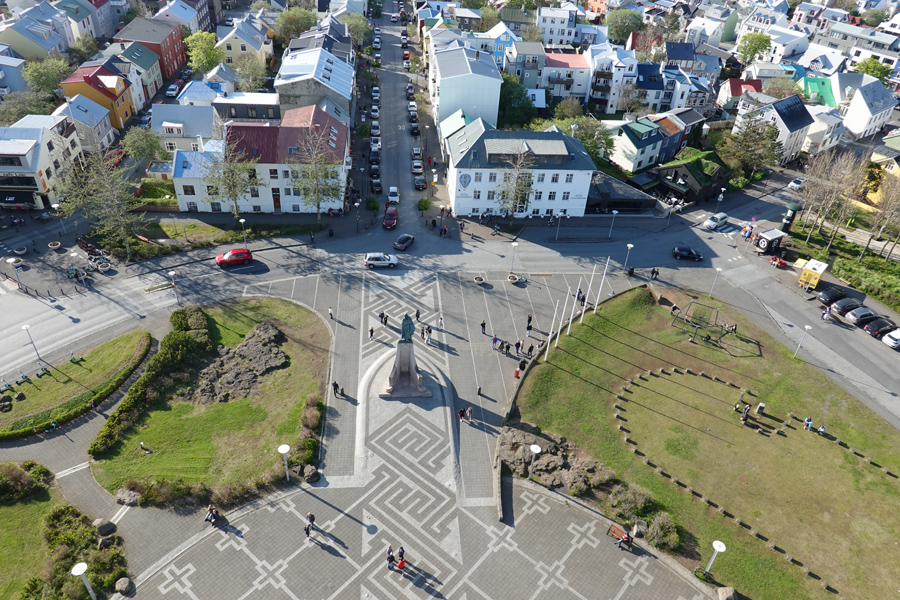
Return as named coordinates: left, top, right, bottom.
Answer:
left=71, top=563, right=97, bottom=600
left=278, top=444, right=291, bottom=482
left=624, top=243, right=634, bottom=271
left=793, top=325, right=812, bottom=359
left=608, top=210, right=619, bottom=239
left=6, top=257, right=22, bottom=289
left=431, top=168, right=437, bottom=198
left=715, top=187, right=726, bottom=214
left=22, top=324, right=41, bottom=362
left=709, top=267, right=722, bottom=298
left=168, top=271, right=179, bottom=305
left=704, top=541, right=727, bottom=577
left=51, top=203, right=66, bottom=233
left=528, top=444, right=542, bottom=479
left=239, top=218, right=247, bottom=247
left=510, top=241, right=519, bottom=273
left=424, top=124, right=429, bottom=155
left=354, top=201, right=360, bottom=233
left=555, top=212, right=565, bottom=241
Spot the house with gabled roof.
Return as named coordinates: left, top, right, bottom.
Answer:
left=0, top=2, right=70, bottom=57
left=52, top=94, right=115, bottom=152
left=102, top=41, right=163, bottom=102
left=204, top=62, right=238, bottom=93
left=684, top=17, right=724, bottom=48
left=503, top=40, right=545, bottom=90
left=54, top=0, right=98, bottom=41
left=717, top=78, right=763, bottom=110
left=804, top=72, right=894, bottom=138
left=151, top=103, right=222, bottom=153
left=791, top=3, right=849, bottom=37
left=586, top=42, right=637, bottom=114
left=276, top=47, right=354, bottom=113
left=803, top=104, right=845, bottom=156
left=608, top=117, right=664, bottom=173
left=0, top=52, right=26, bottom=98
left=657, top=147, right=730, bottom=202
left=734, top=93, right=813, bottom=164
left=153, top=0, right=201, bottom=33
left=114, top=17, right=186, bottom=80
left=431, top=44, right=501, bottom=130
left=61, top=63, right=135, bottom=128
left=796, top=43, right=847, bottom=77
left=541, top=50, right=591, bottom=103
left=216, top=16, right=273, bottom=69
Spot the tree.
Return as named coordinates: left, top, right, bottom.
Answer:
left=461, top=0, right=483, bottom=8
left=0, top=91, right=53, bottom=125
left=719, top=111, right=782, bottom=176
left=832, top=0, right=856, bottom=12
left=606, top=10, right=643, bottom=44
left=68, top=32, right=99, bottom=64
left=860, top=172, right=900, bottom=262
left=853, top=56, right=893, bottom=86
left=521, top=24, right=543, bottom=43
left=122, top=127, right=166, bottom=162
left=633, top=29, right=664, bottom=63
left=23, top=56, right=74, bottom=97
left=288, top=126, right=344, bottom=226
left=494, top=151, right=535, bottom=227
left=614, top=80, right=649, bottom=115
left=204, top=134, right=267, bottom=218
left=234, top=54, right=267, bottom=92
left=498, top=72, right=537, bottom=129
left=762, top=77, right=800, bottom=100
left=736, top=32, right=771, bottom=67
left=276, top=7, right=316, bottom=41
left=184, top=32, right=224, bottom=74
left=478, top=5, right=500, bottom=32
left=797, top=150, right=863, bottom=249
left=862, top=8, right=886, bottom=26
left=250, top=0, right=270, bottom=9
left=527, top=116, right=613, bottom=164
left=555, top=97, right=583, bottom=120
left=339, top=13, right=370, bottom=46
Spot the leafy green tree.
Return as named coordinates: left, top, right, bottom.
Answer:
left=204, top=135, right=267, bottom=218
left=853, top=56, right=893, bottom=85
left=521, top=24, right=543, bottom=42
left=720, top=111, right=782, bottom=176
left=555, top=97, right=583, bottom=120
left=184, top=32, right=224, bottom=74
left=339, top=13, right=370, bottom=45
left=23, top=56, right=74, bottom=97
left=494, top=151, right=534, bottom=227
left=276, top=6, right=316, bottom=41
left=478, top=5, right=500, bottom=32
left=288, top=126, right=344, bottom=226
left=122, top=127, right=166, bottom=162
left=736, top=32, right=771, bottom=67
left=528, top=116, right=612, bottom=164
left=762, top=77, right=800, bottom=100
left=0, top=91, right=53, bottom=125
left=250, top=0, right=270, bottom=9
left=234, top=54, right=267, bottom=91
left=461, top=0, right=483, bottom=8
left=498, top=72, right=537, bottom=129
left=862, top=8, right=886, bottom=26
left=606, top=10, right=643, bottom=44
left=68, top=32, right=99, bottom=64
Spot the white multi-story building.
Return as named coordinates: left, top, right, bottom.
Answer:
left=537, top=5, right=577, bottom=46
left=585, top=42, right=637, bottom=114
left=153, top=0, right=201, bottom=33
left=736, top=7, right=789, bottom=41
left=430, top=44, right=501, bottom=130
left=540, top=50, right=591, bottom=103
left=760, top=25, right=809, bottom=62
left=803, top=105, right=846, bottom=155
left=52, top=93, right=116, bottom=153
left=444, top=118, right=596, bottom=218
left=684, top=17, right=724, bottom=48
left=734, top=93, right=813, bottom=164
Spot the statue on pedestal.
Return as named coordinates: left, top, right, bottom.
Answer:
left=380, top=314, right=432, bottom=398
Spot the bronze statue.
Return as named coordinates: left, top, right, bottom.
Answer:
left=400, top=313, right=415, bottom=342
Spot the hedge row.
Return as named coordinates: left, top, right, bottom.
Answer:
left=88, top=306, right=212, bottom=457
left=0, top=331, right=151, bottom=442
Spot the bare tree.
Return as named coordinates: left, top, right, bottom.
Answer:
left=287, top=124, right=345, bottom=227
left=204, top=132, right=267, bottom=219
left=860, top=173, right=900, bottom=261
left=494, top=151, right=535, bottom=227
left=799, top=150, right=865, bottom=248
left=614, top=80, right=650, bottom=115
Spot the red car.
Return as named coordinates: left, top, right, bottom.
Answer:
left=105, top=148, right=126, bottom=168
left=215, top=248, right=253, bottom=267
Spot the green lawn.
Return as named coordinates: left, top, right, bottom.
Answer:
left=92, top=298, right=329, bottom=494
left=517, top=287, right=900, bottom=600
left=0, top=488, right=61, bottom=598
left=0, top=330, right=148, bottom=431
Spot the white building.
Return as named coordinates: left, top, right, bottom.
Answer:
left=53, top=0, right=98, bottom=42
left=830, top=72, right=895, bottom=138
left=803, top=104, right=846, bottom=155
left=444, top=119, right=597, bottom=218
left=52, top=94, right=115, bottom=152
left=276, top=47, right=355, bottom=113
left=736, top=7, right=789, bottom=41
left=430, top=44, right=501, bottom=130
left=151, top=103, right=222, bottom=153
left=734, top=93, right=813, bottom=165
left=540, top=50, right=591, bottom=103
left=153, top=0, right=201, bottom=33
left=585, top=42, right=637, bottom=114
left=684, top=17, right=724, bottom=48
left=607, top=116, right=664, bottom=172
left=760, top=25, right=809, bottom=62
left=537, top=5, right=577, bottom=46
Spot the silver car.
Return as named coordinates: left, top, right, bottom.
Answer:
left=364, top=252, right=398, bottom=269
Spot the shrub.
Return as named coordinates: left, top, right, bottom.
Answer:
left=417, top=197, right=431, bottom=211
left=590, top=467, right=617, bottom=488
left=609, top=483, right=651, bottom=520
left=647, top=511, right=680, bottom=550
left=170, top=308, right=190, bottom=331
left=569, top=480, right=588, bottom=497
left=0, top=462, right=44, bottom=502
left=366, top=197, right=380, bottom=211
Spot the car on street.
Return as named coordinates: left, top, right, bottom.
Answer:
left=370, top=106, right=380, bottom=119
left=411, top=147, right=422, bottom=160
left=382, top=206, right=399, bottom=229
left=372, top=96, right=381, bottom=108
left=393, top=233, right=415, bottom=250
left=864, top=318, right=896, bottom=338
left=138, top=115, right=151, bottom=128
left=403, top=50, right=410, bottom=59
left=372, top=86, right=380, bottom=99
left=405, top=82, right=413, bottom=92
left=391, top=13, right=398, bottom=21
left=216, top=248, right=252, bottom=267
left=373, top=38, right=381, bottom=50
left=672, top=246, right=703, bottom=261
left=224, top=17, right=233, bottom=25
left=369, top=149, right=381, bottom=164
left=371, top=120, right=381, bottom=136
left=788, top=177, right=807, bottom=191
left=414, top=176, right=426, bottom=190
left=817, top=287, right=846, bottom=306
left=165, top=80, right=184, bottom=97
left=845, top=306, right=880, bottom=326
left=408, top=110, right=418, bottom=122
left=370, top=164, right=381, bottom=178
left=883, top=328, right=900, bottom=348
left=401, top=39, right=408, bottom=48
left=181, top=67, right=194, bottom=79
left=703, top=212, right=729, bottom=230
left=404, top=60, right=411, bottom=70
left=365, top=251, right=398, bottom=268
left=105, top=148, right=126, bottom=168
left=411, top=160, right=423, bottom=174
left=387, top=187, right=400, bottom=204
left=375, top=53, right=382, bottom=63
left=370, top=179, right=383, bottom=194
left=406, top=89, right=415, bottom=100
left=370, top=136, right=381, bottom=150
left=410, top=123, right=420, bottom=136
left=408, top=101, right=417, bottom=112
left=373, top=26, right=381, bottom=35
left=831, top=297, right=864, bottom=316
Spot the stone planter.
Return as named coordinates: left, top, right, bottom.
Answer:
left=98, top=263, right=111, bottom=272
left=508, top=274, right=520, bottom=284
left=474, top=276, right=484, bottom=285
left=9, top=257, right=23, bottom=268
left=48, top=241, right=61, bottom=251
left=14, top=246, right=27, bottom=255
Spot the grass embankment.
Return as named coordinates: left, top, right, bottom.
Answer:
left=0, top=330, right=148, bottom=432
left=0, top=488, right=60, bottom=598
left=517, top=287, right=900, bottom=600
left=92, top=298, right=328, bottom=500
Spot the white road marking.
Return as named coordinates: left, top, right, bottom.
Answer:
left=56, top=461, right=91, bottom=478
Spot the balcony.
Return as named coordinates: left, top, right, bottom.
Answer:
left=595, top=69, right=613, bottom=78
left=0, top=86, right=9, bottom=96
left=592, top=81, right=611, bottom=92
left=548, top=75, right=574, bottom=85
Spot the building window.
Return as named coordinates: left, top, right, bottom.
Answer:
left=269, top=168, right=278, bottom=179
left=534, top=191, right=542, bottom=200
left=551, top=173, right=559, bottom=183
left=284, top=187, right=292, bottom=195
left=226, top=43, right=232, bottom=51
left=537, top=173, right=545, bottom=182
left=165, top=142, right=176, bottom=151
left=562, top=191, right=570, bottom=201
left=191, top=143, right=199, bottom=151
left=473, top=190, right=481, bottom=199
left=47, top=141, right=55, bottom=151
left=248, top=107, right=257, bottom=118
left=230, top=107, right=237, bottom=117
left=283, top=170, right=290, bottom=178
left=532, top=208, right=540, bottom=215
left=488, top=172, right=497, bottom=182
left=186, top=201, right=198, bottom=211
left=211, top=202, right=222, bottom=212
left=164, top=126, right=182, bottom=134
left=548, top=191, right=556, bottom=201
left=253, top=205, right=261, bottom=212
left=45, top=167, right=53, bottom=179
left=474, top=172, right=482, bottom=182
left=250, top=186, right=259, bottom=197
left=292, top=204, right=300, bottom=211
left=487, top=190, right=495, bottom=200
left=226, top=56, right=233, bottom=64
left=70, top=139, right=77, bottom=150
left=207, top=185, right=216, bottom=194
left=183, top=185, right=195, bottom=195
left=240, top=44, right=247, bottom=52
left=268, top=107, right=275, bottom=118
left=565, top=174, right=573, bottom=183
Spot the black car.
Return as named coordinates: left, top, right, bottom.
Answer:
left=370, top=164, right=381, bottom=178
left=369, top=149, right=381, bottom=164
left=407, top=90, right=415, bottom=100
left=414, top=176, right=426, bottom=190
left=370, top=178, right=383, bottom=194
left=401, top=40, right=408, bottom=48
left=181, top=67, right=194, bottom=79
left=410, top=123, right=420, bottom=136
left=817, top=287, right=846, bottom=306
left=864, top=318, right=896, bottom=338
left=672, top=246, right=703, bottom=261
left=393, top=233, right=415, bottom=250
left=831, top=297, right=863, bottom=316
left=408, top=111, right=418, bottom=123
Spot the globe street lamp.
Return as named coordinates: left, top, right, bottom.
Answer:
left=431, top=168, right=437, bottom=198
left=528, top=444, right=541, bottom=479
left=22, top=324, right=41, bottom=361
left=715, top=187, right=726, bottom=214
left=51, top=203, right=66, bottom=233
left=239, top=218, right=247, bottom=247
left=794, top=325, right=812, bottom=359
left=71, top=562, right=97, bottom=600
left=608, top=210, right=619, bottom=239
left=169, top=271, right=179, bottom=305
left=555, top=212, right=566, bottom=241
left=424, top=124, right=430, bottom=155
left=279, top=444, right=291, bottom=482
left=354, top=201, right=360, bottom=233
left=624, top=243, right=634, bottom=271
left=510, top=241, right=519, bottom=273
left=709, top=267, right=722, bottom=298
left=6, top=257, right=22, bottom=289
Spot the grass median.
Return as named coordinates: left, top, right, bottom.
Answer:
left=0, top=488, right=61, bottom=598
left=517, top=287, right=900, bottom=600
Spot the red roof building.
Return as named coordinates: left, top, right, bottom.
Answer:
left=113, top=18, right=186, bottom=81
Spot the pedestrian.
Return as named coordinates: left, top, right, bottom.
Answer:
left=527, top=314, right=533, bottom=326
left=438, top=316, right=444, bottom=329
left=387, top=549, right=395, bottom=570
left=379, top=311, right=385, bottom=323
left=306, top=512, right=315, bottom=536
left=804, top=417, right=813, bottom=430
left=481, top=320, right=486, bottom=334
left=428, top=156, right=432, bottom=167
left=421, top=326, right=426, bottom=340
left=538, top=340, right=546, bottom=350
left=397, top=546, right=404, bottom=561
left=580, top=295, right=586, bottom=307
left=432, top=218, right=437, bottom=229
left=527, top=343, right=534, bottom=358
left=369, top=326, right=374, bottom=340
left=397, top=557, right=406, bottom=574
left=515, top=340, right=521, bottom=355
left=416, top=308, right=421, bottom=322
left=741, top=404, right=751, bottom=423
left=458, top=408, right=465, bottom=421
left=576, top=287, right=582, bottom=299
left=332, top=381, right=340, bottom=396
left=384, top=315, right=389, bottom=327
left=329, top=306, right=334, bottom=319
left=491, top=335, right=498, bottom=349
left=670, top=304, right=678, bottom=315
left=526, top=323, right=533, bottom=337
left=505, top=342, right=511, bottom=355
left=466, top=406, right=473, bottom=421
left=426, top=331, right=432, bottom=345
left=732, top=323, right=738, bottom=335
left=479, top=215, right=483, bottom=225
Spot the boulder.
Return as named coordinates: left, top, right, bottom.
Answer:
left=14, top=392, right=24, bottom=401
left=717, top=587, right=736, bottom=600
left=303, top=465, right=320, bottom=483
left=0, top=394, right=10, bottom=403
left=93, top=517, right=116, bottom=536
left=115, top=488, right=141, bottom=506
left=98, top=535, right=115, bottom=550
left=115, top=577, right=133, bottom=594
left=0, top=401, right=11, bottom=412
left=631, top=520, right=649, bottom=538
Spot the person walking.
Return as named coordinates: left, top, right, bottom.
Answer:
left=304, top=522, right=311, bottom=539
left=415, top=309, right=421, bottom=322
left=466, top=406, right=473, bottom=421
left=527, top=314, right=533, bottom=326
left=384, top=315, right=389, bottom=328
left=387, top=545, right=395, bottom=570
left=491, top=335, right=499, bottom=349
left=438, top=316, right=444, bottom=329
left=398, top=546, right=405, bottom=561
left=328, top=307, right=334, bottom=320
left=421, top=326, right=426, bottom=340
left=369, top=326, right=374, bottom=340
left=332, top=381, right=340, bottom=396
left=481, top=320, right=486, bottom=334
left=379, top=311, right=385, bottom=324
left=426, top=329, right=432, bottom=345
left=527, top=343, right=534, bottom=358
left=306, top=512, right=316, bottom=537
left=526, top=323, right=533, bottom=337
left=458, top=408, right=465, bottom=422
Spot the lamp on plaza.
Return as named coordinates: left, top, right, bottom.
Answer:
left=71, top=562, right=97, bottom=600
left=528, top=444, right=542, bottom=479
left=51, top=203, right=66, bottom=233
left=424, top=124, right=430, bottom=154
left=278, top=443, right=291, bottom=482
left=793, top=325, right=812, bottom=359
left=709, top=267, right=722, bottom=298
left=608, top=209, right=619, bottom=239
left=624, top=243, right=634, bottom=271
left=554, top=212, right=567, bottom=241
left=239, top=218, right=247, bottom=247
left=22, top=324, right=41, bottom=362
left=510, top=241, right=519, bottom=273
left=715, top=187, right=726, bottom=214
left=439, top=204, right=445, bottom=227
left=6, top=257, right=22, bottom=289
left=354, top=201, right=361, bottom=233
left=704, top=541, right=726, bottom=578
left=168, top=271, right=179, bottom=305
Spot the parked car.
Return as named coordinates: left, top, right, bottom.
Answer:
left=845, top=307, right=880, bottom=326
left=410, top=123, right=420, bottom=136
left=411, top=147, right=422, bottom=160
left=831, top=297, right=863, bottom=316
left=390, top=13, right=398, bottom=21
left=104, top=148, right=126, bottom=168
left=408, top=110, right=418, bottom=122
left=406, top=89, right=415, bottom=100
left=216, top=248, right=252, bottom=267
left=370, top=149, right=381, bottom=164
left=373, top=38, right=381, bottom=50
left=703, top=212, right=729, bottom=230
left=405, top=82, right=413, bottom=92
left=165, top=82, right=182, bottom=97
left=817, top=287, right=846, bottom=306
left=373, top=26, right=381, bottom=35
left=387, top=187, right=400, bottom=204
left=370, top=179, right=383, bottom=194
left=864, top=318, right=896, bottom=338
left=370, top=164, right=381, bottom=178
left=370, top=136, right=381, bottom=150
left=882, top=328, right=900, bottom=348
left=403, top=50, right=410, bottom=59
left=371, top=121, right=381, bottom=136
left=672, top=246, right=703, bottom=261
left=411, top=160, right=423, bottom=174
left=365, top=252, right=398, bottom=268
left=414, top=176, right=426, bottom=190
left=788, top=177, right=807, bottom=191
left=370, top=106, right=380, bottom=119
left=372, top=96, right=381, bottom=108
left=382, top=206, right=399, bottom=229
left=138, top=115, right=151, bottom=128
left=404, top=60, right=411, bottom=71
left=393, top=233, right=415, bottom=250
left=372, top=86, right=380, bottom=99
left=401, top=39, right=408, bottom=48
left=181, top=67, right=194, bottom=79
left=408, top=101, right=417, bottom=112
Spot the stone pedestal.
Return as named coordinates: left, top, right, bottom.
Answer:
left=379, top=341, right=432, bottom=398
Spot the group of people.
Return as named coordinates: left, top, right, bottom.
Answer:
left=803, top=417, right=827, bottom=435
left=204, top=505, right=220, bottom=525
left=457, top=407, right=474, bottom=422
left=491, top=336, right=537, bottom=358
left=741, top=225, right=755, bottom=239
left=437, top=225, right=451, bottom=237
left=420, top=325, right=434, bottom=345
left=649, top=268, right=660, bottom=280
left=386, top=545, right=407, bottom=572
